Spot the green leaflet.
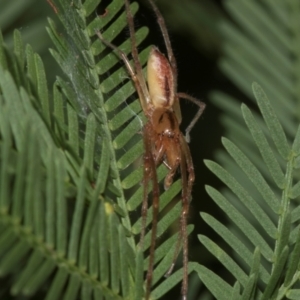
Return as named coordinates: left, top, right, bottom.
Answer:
left=203, top=83, right=300, bottom=298
left=199, top=0, right=300, bottom=299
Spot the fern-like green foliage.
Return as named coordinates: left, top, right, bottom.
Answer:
left=195, top=1, right=300, bottom=300
left=2, top=0, right=300, bottom=299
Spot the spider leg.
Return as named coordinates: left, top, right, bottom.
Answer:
left=95, top=30, right=149, bottom=114
left=124, top=0, right=151, bottom=108
left=180, top=133, right=194, bottom=300
left=173, top=95, right=182, bottom=125
left=177, top=92, right=206, bottom=143
left=165, top=134, right=194, bottom=300
left=164, top=158, right=180, bottom=190
left=141, top=122, right=160, bottom=300
left=162, top=160, right=171, bottom=170
left=147, top=0, right=177, bottom=86
left=95, top=30, right=135, bottom=78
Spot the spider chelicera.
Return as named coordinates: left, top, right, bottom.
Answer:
left=96, top=1, right=205, bottom=299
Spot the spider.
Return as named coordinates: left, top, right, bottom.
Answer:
left=96, top=1, right=205, bottom=299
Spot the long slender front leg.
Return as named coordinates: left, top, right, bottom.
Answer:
left=147, top=0, right=178, bottom=87
left=95, top=30, right=150, bottom=114
left=179, top=134, right=194, bottom=300
left=124, top=0, right=151, bottom=104
left=141, top=122, right=160, bottom=300
left=165, top=134, right=194, bottom=300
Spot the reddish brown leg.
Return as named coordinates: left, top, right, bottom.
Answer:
left=141, top=122, right=160, bottom=300
left=47, top=0, right=58, bottom=14
left=177, top=92, right=206, bottom=143
left=165, top=134, right=194, bottom=300
left=180, top=134, right=195, bottom=300
left=147, top=0, right=177, bottom=87
left=124, top=0, right=150, bottom=105
left=95, top=30, right=150, bottom=115
left=153, top=140, right=180, bottom=190
left=95, top=0, right=151, bottom=112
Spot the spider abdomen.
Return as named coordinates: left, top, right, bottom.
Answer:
left=147, top=47, right=174, bottom=109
